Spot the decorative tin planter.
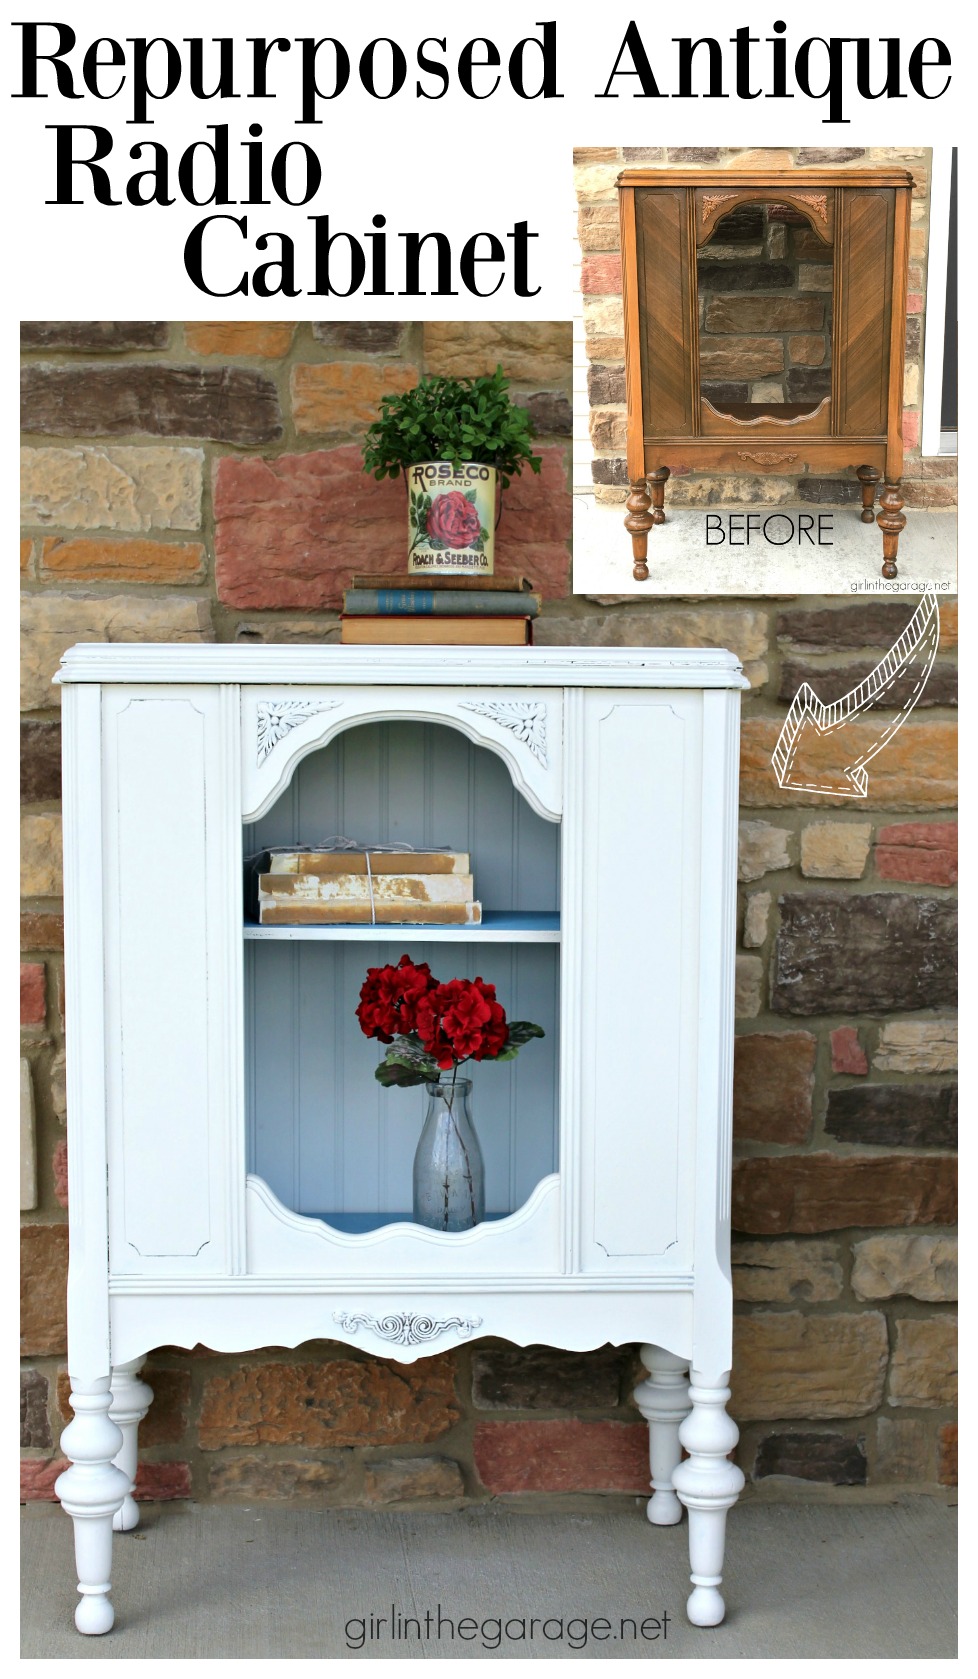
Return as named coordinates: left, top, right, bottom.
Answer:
left=406, top=461, right=496, bottom=576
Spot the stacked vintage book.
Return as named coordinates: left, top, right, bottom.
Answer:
left=252, top=848, right=482, bottom=925
left=339, top=572, right=539, bottom=646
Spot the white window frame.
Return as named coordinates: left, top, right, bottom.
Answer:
left=921, top=145, right=956, bottom=458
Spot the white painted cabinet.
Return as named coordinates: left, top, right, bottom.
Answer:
left=56, top=644, right=748, bottom=1635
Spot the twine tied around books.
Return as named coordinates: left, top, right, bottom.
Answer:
left=251, top=837, right=454, bottom=926
left=274, top=836, right=430, bottom=855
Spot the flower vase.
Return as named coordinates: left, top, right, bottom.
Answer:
left=412, top=1076, right=485, bottom=1232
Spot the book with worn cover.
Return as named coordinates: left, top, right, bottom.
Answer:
left=340, top=616, right=530, bottom=646
left=351, top=572, right=532, bottom=593
left=343, top=588, right=540, bottom=618
left=263, top=849, right=470, bottom=876
left=259, top=871, right=476, bottom=906
left=258, top=899, right=483, bottom=926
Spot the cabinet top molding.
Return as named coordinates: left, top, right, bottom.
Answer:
left=617, top=168, right=915, bottom=189
left=55, top=644, right=750, bottom=690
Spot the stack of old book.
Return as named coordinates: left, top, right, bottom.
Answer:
left=339, top=572, right=540, bottom=646
left=253, top=847, right=481, bottom=926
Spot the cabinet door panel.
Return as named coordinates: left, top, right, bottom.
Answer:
left=635, top=189, right=694, bottom=437
left=839, top=189, right=894, bottom=437
left=577, top=692, right=701, bottom=1271
left=102, top=687, right=243, bottom=1275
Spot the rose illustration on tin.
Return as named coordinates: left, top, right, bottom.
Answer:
left=426, top=490, right=483, bottom=550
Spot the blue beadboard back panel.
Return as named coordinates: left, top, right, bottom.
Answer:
left=244, top=721, right=561, bottom=1223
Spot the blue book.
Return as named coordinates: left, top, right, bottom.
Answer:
left=343, top=588, right=540, bottom=618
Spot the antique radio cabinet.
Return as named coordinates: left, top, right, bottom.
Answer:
left=55, top=643, right=748, bottom=1635
left=618, top=167, right=914, bottom=581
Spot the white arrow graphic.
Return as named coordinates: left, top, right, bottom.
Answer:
left=771, top=591, right=940, bottom=798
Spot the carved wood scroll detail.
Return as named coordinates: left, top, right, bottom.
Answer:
left=768, top=194, right=829, bottom=225
left=255, top=700, right=341, bottom=764
left=795, top=192, right=828, bottom=224
left=704, top=191, right=829, bottom=234
left=458, top=699, right=549, bottom=767
left=702, top=192, right=738, bottom=221
left=737, top=450, right=799, bottom=464
left=334, top=1310, right=483, bottom=1347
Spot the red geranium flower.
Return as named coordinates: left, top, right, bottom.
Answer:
left=415, top=982, right=463, bottom=1068
left=442, top=980, right=493, bottom=1059
left=470, top=977, right=508, bottom=1059
left=356, top=954, right=435, bottom=1043
left=357, top=954, right=541, bottom=1088
left=415, top=976, right=508, bottom=1066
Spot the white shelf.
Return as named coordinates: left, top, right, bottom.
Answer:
left=243, top=910, right=560, bottom=944
left=300, top=1210, right=512, bottom=1235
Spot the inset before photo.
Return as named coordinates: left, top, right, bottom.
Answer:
left=573, top=145, right=956, bottom=597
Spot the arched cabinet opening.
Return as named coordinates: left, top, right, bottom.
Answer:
left=620, top=168, right=912, bottom=577
left=242, top=718, right=561, bottom=1233
left=698, top=199, right=832, bottom=426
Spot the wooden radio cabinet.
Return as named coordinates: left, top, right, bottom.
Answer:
left=618, top=167, right=914, bottom=581
left=55, top=643, right=748, bottom=1637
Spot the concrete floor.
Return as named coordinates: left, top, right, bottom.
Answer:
left=22, top=1496, right=956, bottom=1659
left=572, top=494, right=958, bottom=598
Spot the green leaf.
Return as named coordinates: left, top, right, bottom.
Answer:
left=374, top=1037, right=441, bottom=1086
left=374, top=1061, right=428, bottom=1088
left=505, top=1020, right=546, bottom=1047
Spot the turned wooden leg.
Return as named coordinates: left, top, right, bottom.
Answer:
left=634, top=1344, right=691, bottom=1526
left=625, top=479, right=654, bottom=581
left=877, top=481, right=906, bottom=580
left=855, top=464, right=880, bottom=524
left=672, top=1373, right=744, bottom=1628
left=55, top=1378, right=129, bottom=1634
left=109, top=1359, right=154, bottom=1533
left=648, top=466, right=670, bottom=525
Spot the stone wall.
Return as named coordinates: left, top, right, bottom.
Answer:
left=699, top=203, right=833, bottom=411
left=577, top=145, right=957, bottom=512
left=21, top=322, right=955, bottom=1509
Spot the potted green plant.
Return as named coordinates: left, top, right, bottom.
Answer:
left=362, top=365, right=541, bottom=576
